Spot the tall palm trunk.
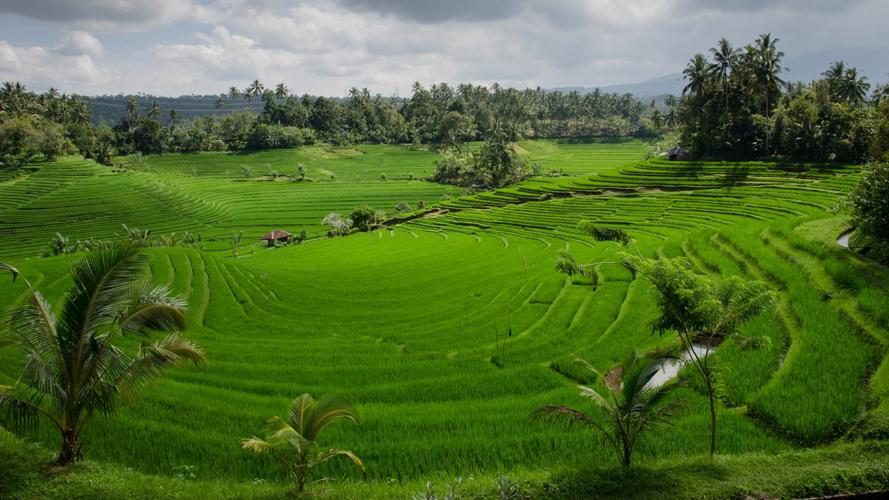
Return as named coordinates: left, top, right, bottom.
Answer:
left=764, top=91, right=770, bottom=156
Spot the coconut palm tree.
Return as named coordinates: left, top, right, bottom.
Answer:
left=751, top=33, right=785, bottom=155
left=709, top=38, right=737, bottom=110
left=682, top=54, right=711, bottom=100
left=838, top=67, right=871, bottom=106
left=147, top=101, right=161, bottom=120
left=214, top=97, right=224, bottom=110
left=244, top=79, right=264, bottom=102
left=274, top=83, right=289, bottom=99
left=0, top=249, right=205, bottom=466
left=126, top=96, right=139, bottom=122
left=822, top=60, right=847, bottom=98
left=228, top=87, right=241, bottom=99
left=753, top=33, right=785, bottom=118
left=534, top=352, right=686, bottom=468
left=242, top=394, right=365, bottom=493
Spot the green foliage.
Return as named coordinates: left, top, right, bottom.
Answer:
left=535, top=353, right=687, bottom=467
left=627, top=256, right=773, bottom=337
left=0, top=247, right=206, bottom=465
left=350, top=205, right=377, bottom=231
left=675, top=36, right=885, bottom=162
left=0, top=117, right=72, bottom=170
left=433, top=139, right=535, bottom=188
left=242, top=394, right=365, bottom=492
left=577, top=222, right=632, bottom=245
left=845, top=163, right=889, bottom=262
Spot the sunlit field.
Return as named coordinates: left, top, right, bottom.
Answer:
left=2, top=140, right=886, bottom=487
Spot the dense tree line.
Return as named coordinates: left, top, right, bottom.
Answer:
left=676, top=34, right=889, bottom=162
left=0, top=83, right=100, bottom=169
left=1, top=79, right=656, bottom=168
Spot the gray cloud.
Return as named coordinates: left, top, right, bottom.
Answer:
left=679, top=0, right=870, bottom=12
left=0, top=0, right=887, bottom=96
left=331, top=0, right=591, bottom=26
left=0, top=0, right=224, bottom=25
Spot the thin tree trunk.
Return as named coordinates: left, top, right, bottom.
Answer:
left=681, top=330, right=718, bottom=457
left=704, top=371, right=717, bottom=456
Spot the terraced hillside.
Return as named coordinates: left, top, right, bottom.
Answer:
left=1, top=141, right=887, bottom=488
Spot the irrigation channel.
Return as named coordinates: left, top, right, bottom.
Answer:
left=650, top=345, right=713, bottom=388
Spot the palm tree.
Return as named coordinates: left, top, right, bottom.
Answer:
left=534, top=353, right=686, bottom=468
left=753, top=33, right=785, bottom=118
left=752, top=34, right=785, bottom=155
left=169, top=109, right=178, bottom=125
left=0, top=248, right=205, bottom=466
left=822, top=60, right=846, bottom=98
left=709, top=38, right=737, bottom=110
left=71, top=99, right=92, bottom=126
left=147, top=101, right=160, bottom=120
left=682, top=54, right=711, bottom=100
left=245, top=79, right=264, bottom=102
left=242, top=394, right=365, bottom=493
left=228, top=87, right=241, bottom=99
left=274, top=83, right=289, bottom=99
left=126, top=96, right=139, bottom=122
left=214, top=97, right=224, bottom=110
left=838, top=67, right=871, bottom=106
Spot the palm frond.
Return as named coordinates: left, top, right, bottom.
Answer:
left=310, top=448, right=366, bottom=476
left=117, top=282, right=187, bottom=337
left=306, top=396, right=360, bottom=440
left=289, top=393, right=315, bottom=435
left=76, top=340, right=131, bottom=407
left=59, top=246, right=147, bottom=350
left=532, top=404, right=596, bottom=427
left=578, top=384, right=612, bottom=411
left=242, top=436, right=275, bottom=453
left=21, top=351, right=66, bottom=408
left=117, top=334, right=205, bottom=399
left=266, top=416, right=306, bottom=450
left=0, top=391, right=42, bottom=432
left=0, top=263, right=19, bottom=282
left=8, top=290, right=60, bottom=357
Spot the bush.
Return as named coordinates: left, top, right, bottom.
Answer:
left=246, top=124, right=306, bottom=150
left=349, top=205, right=376, bottom=231
left=432, top=138, right=534, bottom=188
left=845, top=163, right=889, bottom=262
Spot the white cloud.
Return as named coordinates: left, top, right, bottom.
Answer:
left=54, top=31, right=104, bottom=56
left=0, top=39, right=114, bottom=92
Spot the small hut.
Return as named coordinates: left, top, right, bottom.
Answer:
left=667, top=146, right=691, bottom=161
left=261, top=230, right=292, bottom=247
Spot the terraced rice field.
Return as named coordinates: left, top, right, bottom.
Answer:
left=1, top=140, right=887, bottom=485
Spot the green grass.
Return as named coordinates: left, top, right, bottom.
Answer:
left=1, top=139, right=888, bottom=496
left=3, top=427, right=889, bottom=499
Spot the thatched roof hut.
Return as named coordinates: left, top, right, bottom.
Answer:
left=261, top=230, right=292, bottom=246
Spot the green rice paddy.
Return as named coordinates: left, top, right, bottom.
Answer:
left=1, top=139, right=887, bottom=486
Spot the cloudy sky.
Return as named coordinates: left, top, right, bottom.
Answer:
left=0, top=0, right=887, bottom=97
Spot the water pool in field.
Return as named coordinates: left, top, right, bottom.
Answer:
left=650, top=344, right=712, bottom=388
